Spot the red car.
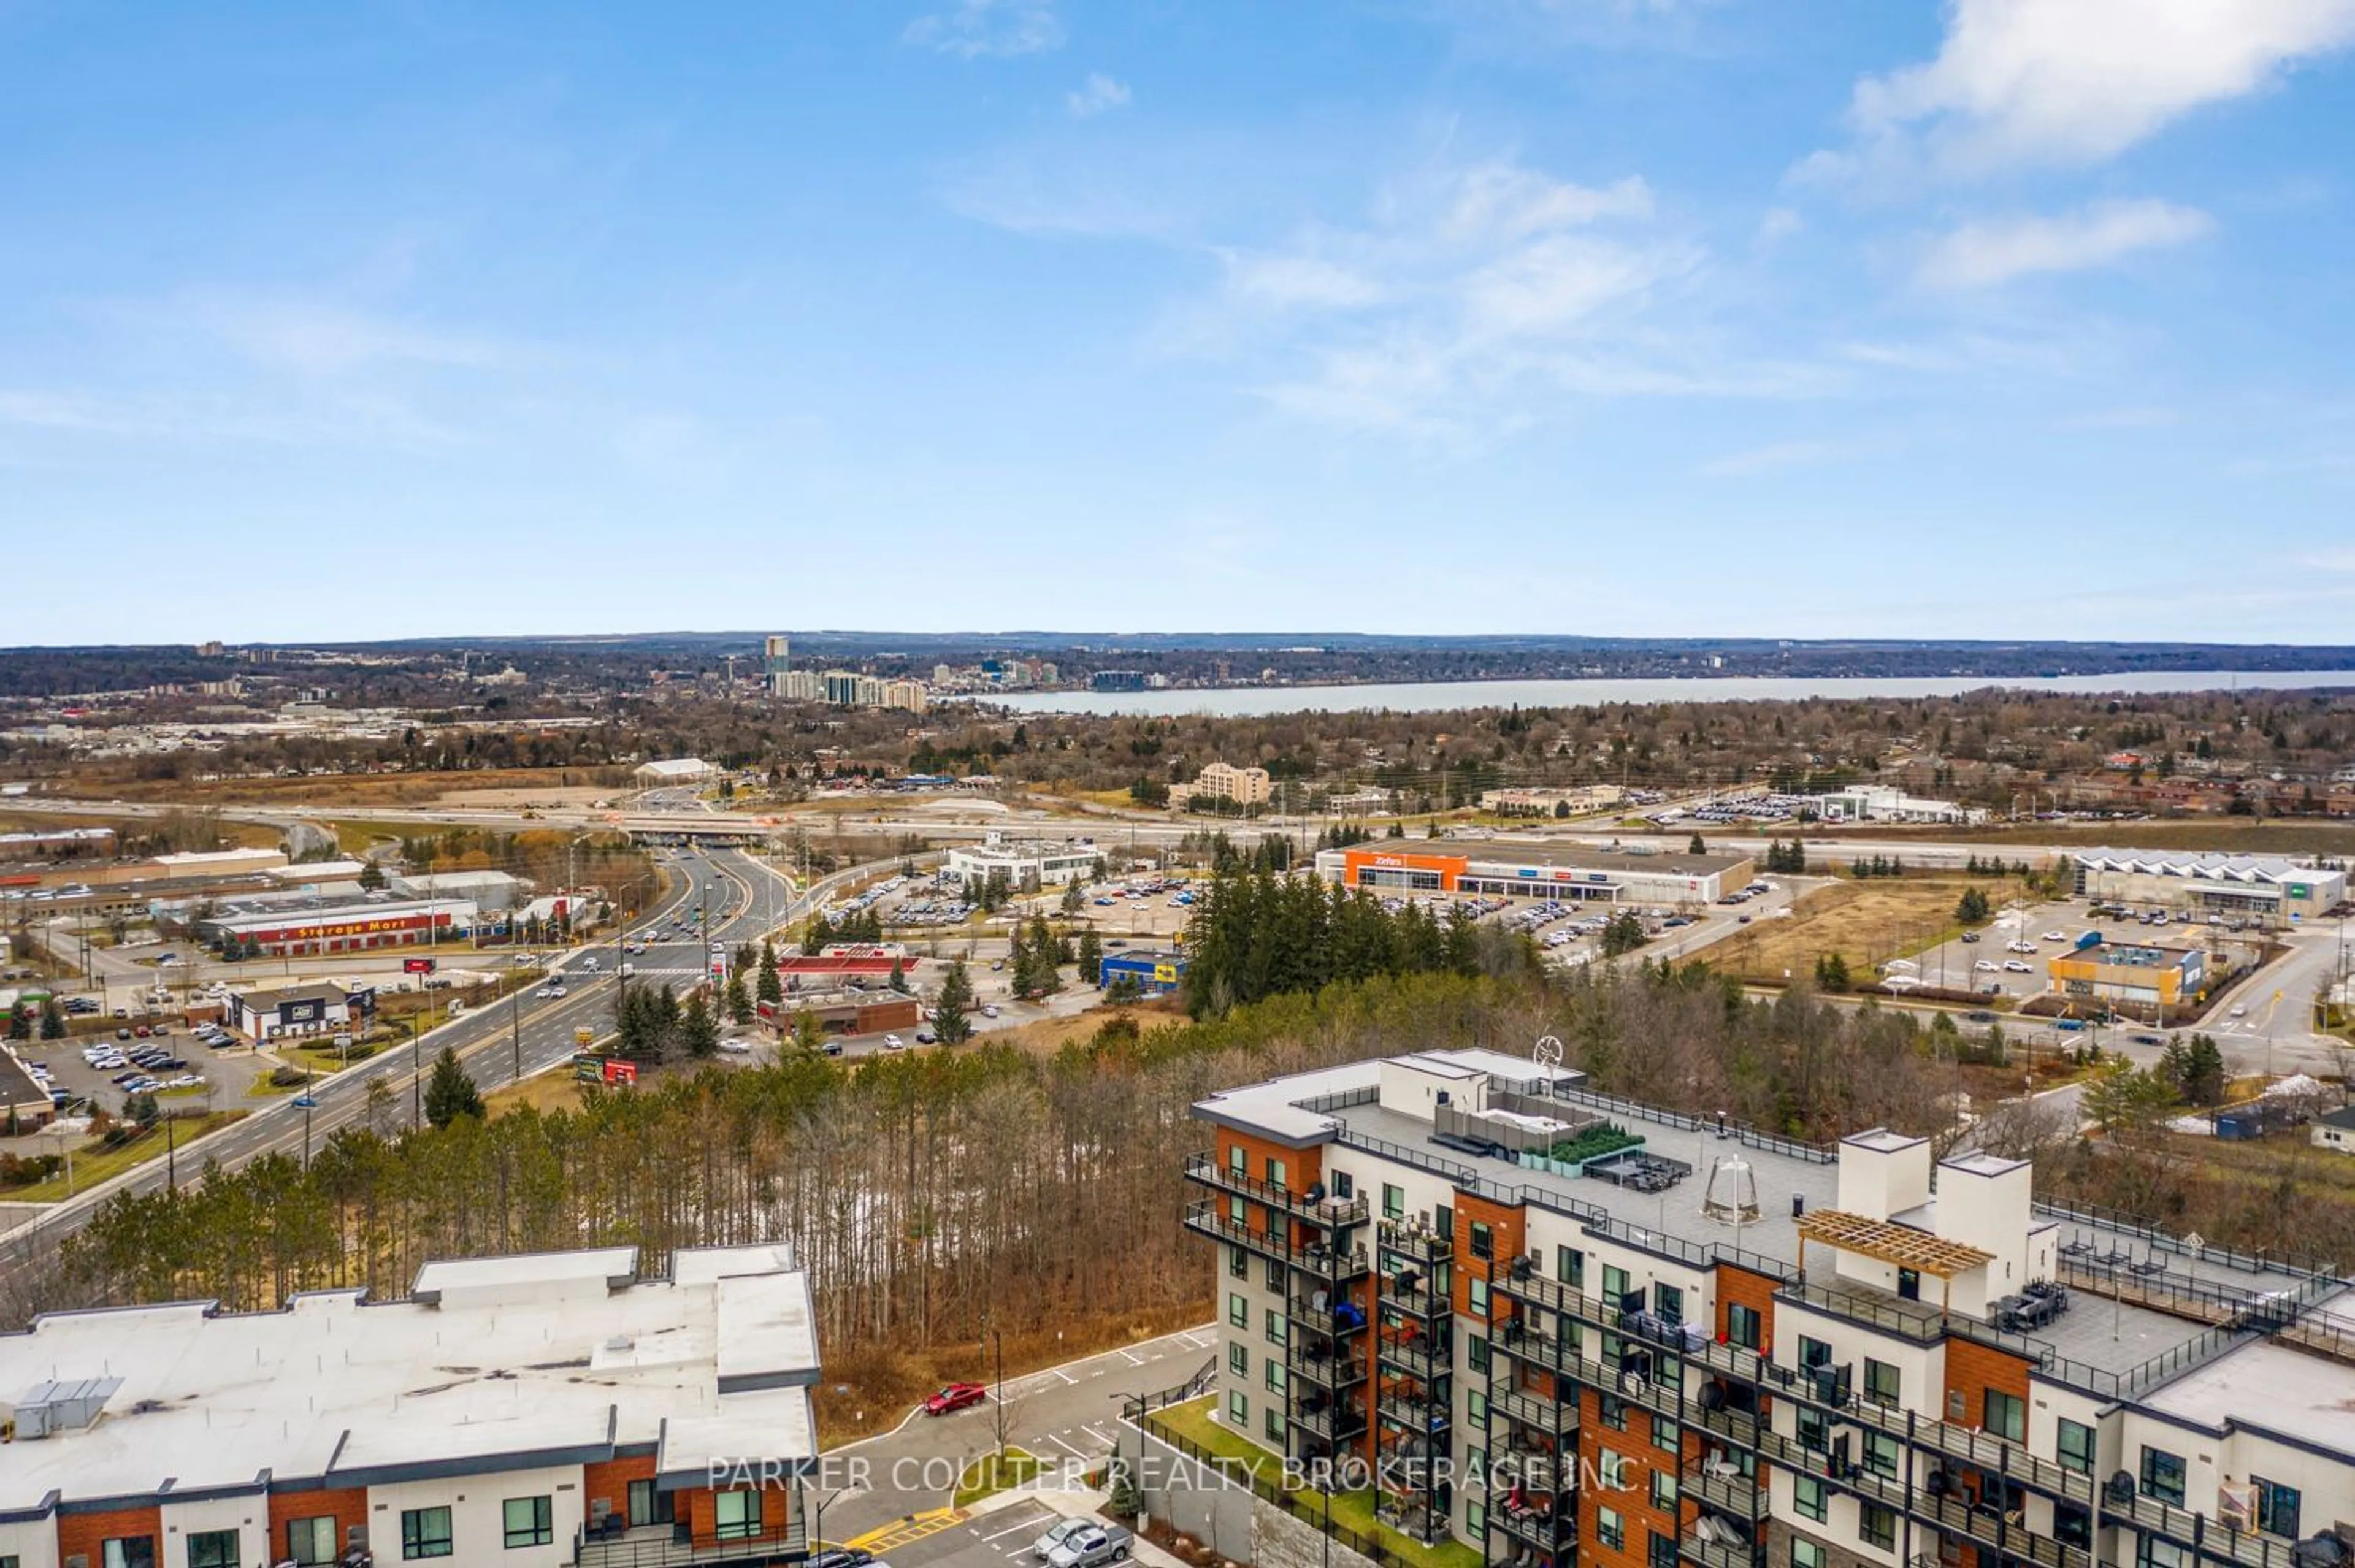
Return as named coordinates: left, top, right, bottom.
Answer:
left=924, top=1382, right=987, bottom=1416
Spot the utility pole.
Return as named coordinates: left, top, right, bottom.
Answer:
left=511, top=982, right=523, bottom=1084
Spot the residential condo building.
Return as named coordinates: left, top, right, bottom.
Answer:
left=0, top=1244, right=819, bottom=1568
left=1184, top=1048, right=2353, bottom=1568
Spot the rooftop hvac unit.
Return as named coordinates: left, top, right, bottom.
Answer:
left=13, top=1377, right=121, bottom=1439
left=1701, top=1156, right=1760, bottom=1225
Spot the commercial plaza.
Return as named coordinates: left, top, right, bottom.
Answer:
left=1185, top=1046, right=2355, bottom=1568
left=1315, top=843, right=1756, bottom=907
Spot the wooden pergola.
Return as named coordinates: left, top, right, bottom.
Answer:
left=1796, top=1209, right=1992, bottom=1311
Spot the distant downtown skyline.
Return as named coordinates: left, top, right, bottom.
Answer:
left=4, top=3, right=2353, bottom=643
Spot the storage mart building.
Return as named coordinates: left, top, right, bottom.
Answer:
left=1184, top=1049, right=2355, bottom=1568
left=1314, top=843, right=1754, bottom=906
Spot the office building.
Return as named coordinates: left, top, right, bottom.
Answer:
left=2045, top=940, right=2208, bottom=1011
left=226, top=981, right=353, bottom=1041
left=943, top=833, right=1100, bottom=889
left=1481, top=786, right=1627, bottom=817
left=1314, top=844, right=1755, bottom=907
left=2071, top=852, right=2346, bottom=925
left=1813, top=785, right=1988, bottom=827
left=1172, top=763, right=1275, bottom=809
left=1185, top=1047, right=2353, bottom=1568
left=634, top=757, right=719, bottom=785
left=0, top=1244, right=818, bottom=1568
left=1100, top=947, right=1188, bottom=996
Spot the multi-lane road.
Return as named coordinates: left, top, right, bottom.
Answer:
left=0, top=845, right=911, bottom=1279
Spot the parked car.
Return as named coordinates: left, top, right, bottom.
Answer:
left=924, top=1382, right=987, bottom=1416
left=1033, top=1520, right=1095, bottom=1560
left=1044, top=1525, right=1132, bottom=1568
left=883, top=1033, right=906, bottom=1050
left=811, top=1551, right=877, bottom=1568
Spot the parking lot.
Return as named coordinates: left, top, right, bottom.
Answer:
left=1897, top=894, right=2269, bottom=1014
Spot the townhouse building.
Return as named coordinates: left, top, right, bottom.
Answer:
left=1184, top=1049, right=2355, bottom=1568
left=0, top=1245, right=818, bottom=1568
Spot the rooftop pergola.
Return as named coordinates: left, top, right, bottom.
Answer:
left=1797, top=1209, right=1992, bottom=1309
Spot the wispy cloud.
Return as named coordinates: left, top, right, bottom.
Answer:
left=2056, top=405, right=2181, bottom=432
left=905, top=0, right=1063, bottom=59
left=1700, top=438, right=1836, bottom=477
left=1806, top=0, right=2355, bottom=179
left=1916, top=199, right=2213, bottom=289
left=1066, top=72, right=1130, bottom=118
left=1753, top=207, right=1803, bottom=250
left=180, top=294, right=519, bottom=376
left=2302, top=547, right=2355, bottom=572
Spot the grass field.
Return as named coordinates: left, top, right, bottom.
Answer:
left=9, top=1111, right=247, bottom=1201
left=954, top=1447, right=1048, bottom=1507
left=0, top=807, right=283, bottom=849
left=1717, top=877, right=2001, bottom=982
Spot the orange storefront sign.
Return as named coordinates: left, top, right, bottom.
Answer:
left=1339, top=849, right=1470, bottom=889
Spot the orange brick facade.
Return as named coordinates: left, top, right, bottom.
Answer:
left=680, top=1484, right=795, bottom=1548
left=266, top=1486, right=370, bottom=1564
left=1451, top=1190, right=1524, bottom=1320
left=1943, top=1337, right=2033, bottom=1434
left=1715, top=1263, right=1781, bottom=1356
left=584, top=1454, right=661, bottom=1529
left=1572, top=1388, right=1684, bottom=1568
left=58, top=1505, right=162, bottom=1568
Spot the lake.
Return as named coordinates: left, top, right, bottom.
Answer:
left=983, top=670, right=2355, bottom=718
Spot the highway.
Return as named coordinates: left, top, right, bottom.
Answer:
left=0, top=844, right=902, bottom=1303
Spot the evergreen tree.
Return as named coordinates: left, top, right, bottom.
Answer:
left=724, top=970, right=754, bottom=1025
left=5, top=1008, right=26, bottom=1042
left=888, top=955, right=908, bottom=993
left=423, top=1047, right=484, bottom=1128
left=1688, top=833, right=1706, bottom=855
left=357, top=861, right=387, bottom=891
left=37, top=998, right=65, bottom=1040
left=933, top=960, right=976, bottom=1045
left=1076, top=927, right=1103, bottom=987
left=756, top=939, right=783, bottom=1004
left=680, top=989, right=720, bottom=1058
left=1956, top=887, right=1991, bottom=924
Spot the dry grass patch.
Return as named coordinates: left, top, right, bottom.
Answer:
left=1717, top=877, right=1997, bottom=982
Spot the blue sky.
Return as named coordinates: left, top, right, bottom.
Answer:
left=5, top=0, right=2354, bottom=646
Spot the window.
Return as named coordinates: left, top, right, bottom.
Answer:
left=1863, top=1358, right=1901, bottom=1407
left=1470, top=1221, right=1494, bottom=1261
left=1333, top=1171, right=1354, bottom=1199
left=1596, top=1507, right=1625, bottom=1552
left=1649, top=1530, right=1679, bottom=1568
left=1859, top=1502, right=1897, bottom=1550
left=186, top=1532, right=241, bottom=1568
left=2056, top=1418, right=2096, bottom=1476
left=1266, top=1157, right=1288, bottom=1190
left=1266, top=1257, right=1285, bottom=1292
left=1793, top=1540, right=1826, bottom=1568
left=1265, top=1307, right=1286, bottom=1346
left=400, top=1507, right=454, bottom=1561
left=1599, top=1450, right=1631, bottom=1490
left=713, top=1490, right=762, bottom=1542
left=1726, top=1302, right=1761, bottom=1350
left=1984, top=1390, right=2025, bottom=1442
left=1603, top=1264, right=1630, bottom=1306
left=1796, top=1405, right=1828, bottom=1453
left=1557, top=1245, right=1583, bottom=1288
left=1797, top=1335, right=1832, bottom=1371
left=1228, top=1245, right=1248, bottom=1280
left=1600, top=1393, right=1628, bottom=1431
left=1653, top=1283, right=1683, bottom=1323
left=1466, top=1503, right=1486, bottom=1539
left=1467, top=1389, right=1489, bottom=1424
left=1227, top=1194, right=1246, bottom=1226
left=1230, top=1342, right=1250, bottom=1378
left=1266, top=1360, right=1286, bottom=1394
left=1229, top=1144, right=1247, bottom=1174
left=1469, top=1278, right=1490, bottom=1318
left=2056, top=1504, right=2092, bottom=1548
left=1383, top=1183, right=1405, bottom=1220
left=1793, top=1475, right=1827, bottom=1523
left=103, top=1543, right=157, bottom=1568
left=1653, top=1418, right=1680, bottom=1456
left=286, top=1518, right=339, bottom=1567
left=504, top=1497, right=554, bottom=1550
left=2138, top=1537, right=2190, bottom=1568
left=1863, top=1431, right=1900, bottom=1480
left=1266, top=1407, right=1284, bottom=1441
left=1229, top=1390, right=1249, bottom=1426
left=1650, top=1470, right=1679, bottom=1511
left=2255, top=1478, right=2302, bottom=1539
left=2140, top=1445, right=2187, bottom=1506
left=1469, top=1334, right=1490, bottom=1374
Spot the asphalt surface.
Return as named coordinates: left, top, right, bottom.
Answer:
left=816, top=1323, right=1219, bottom=1553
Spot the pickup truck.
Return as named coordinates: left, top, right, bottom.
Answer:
left=1042, top=1525, right=1131, bottom=1568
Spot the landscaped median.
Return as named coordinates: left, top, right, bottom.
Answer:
left=2, top=1111, right=248, bottom=1203
left=954, top=1446, right=1049, bottom=1507
left=1139, top=1396, right=1481, bottom=1568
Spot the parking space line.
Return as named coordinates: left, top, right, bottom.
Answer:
left=1081, top=1424, right=1114, bottom=1445
left=980, top=1512, right=1048, bottom=1542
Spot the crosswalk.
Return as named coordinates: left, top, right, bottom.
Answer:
left=849, top=1507, right=969, bottom=1552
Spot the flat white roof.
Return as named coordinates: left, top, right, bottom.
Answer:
left=2142, top=1337, right=2355, bottom=1451
left=0, top=1245, right=819, bottom=1512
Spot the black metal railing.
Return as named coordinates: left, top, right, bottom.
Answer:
left=1185, top=1152, right=1371, bottom=1228
left=1287, top=1341, right=1369, bottom=1388
left=1377, top=1218, right=1453, bottom=1264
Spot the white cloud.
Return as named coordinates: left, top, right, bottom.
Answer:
left=1220, top=250, right=1390, bottom=310
left=1439, top=165, right=1652, bottom=242
left=1066, top=72, right=1130, bottom=118
left=1754, top=207, right=1803, bottom=250
left=1825, top=0, right=2355, bottom=175
left=904, top=0, right=1063, bottom=59
left=1917, top=199, right=2213, bottom=289
left=2302, top=546, right=2355, bottom=571
left=1700, top=439, right=1835, bottom=477
left=180, top=294, right=515, bottom=375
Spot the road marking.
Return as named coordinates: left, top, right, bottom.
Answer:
left=1117, top=1348, right=1143, bottom=1366
left=1081, top=1424, right=1114, bottom=1445
left=848, top=1508, right=968, bottom=1551
left=1040, top=1431, right=1093, bottom=1461
left=981, top=1514, right=1047, bottom=1542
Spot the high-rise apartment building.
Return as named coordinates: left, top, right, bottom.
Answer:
left=764, top=635, right=792, bottom=698
left=1184, top=1049, right=2350, bottom=1568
